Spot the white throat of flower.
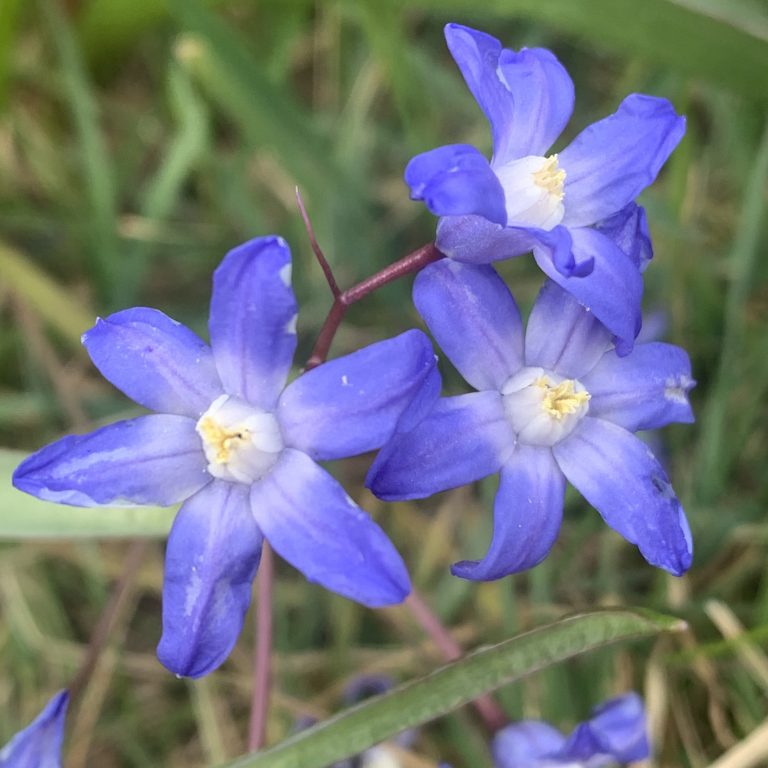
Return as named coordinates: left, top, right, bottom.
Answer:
left=494, top=154, right=566, bottom=230
left=501, top=367, right=590, bottom=447
left=196, top=395, right=283, bottom=484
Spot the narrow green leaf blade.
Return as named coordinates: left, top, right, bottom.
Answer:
left=221, top=608, right=685, bottom=768
left=0, top=450, right=175, bottom=539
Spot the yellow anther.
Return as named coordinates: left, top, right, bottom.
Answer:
left=197, top=417, right=250, bottom=464
left=536, top=377, right=590, bottom=420
left=531, top=155, right=566, bottom=200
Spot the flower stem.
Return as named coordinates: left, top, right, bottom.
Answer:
left=302, top=219, right=444, bottom=369
left=248, top=541, right=274, bottom=751
left=405, top=590, right=508, bottom=733
left=69, top=540, right=148, bottom=701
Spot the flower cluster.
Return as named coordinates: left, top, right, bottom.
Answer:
left=11, top=21, right=692, bottom=764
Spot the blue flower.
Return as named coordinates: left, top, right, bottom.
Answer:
left=14, top=236, right=439, bottom=678
left=367, top=260, right=694, bottom=577
left=406, top=24, right=685, bottom=353
left=492, top=693, right=649, bottom=767
left=0, top=690, right=68, bottom=768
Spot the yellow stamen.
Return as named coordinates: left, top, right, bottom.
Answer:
left=535, top=376, right=590, bottom=420
left=531, top=155, right=566, bottom=200
left=197, top=417, right=250, bottom=464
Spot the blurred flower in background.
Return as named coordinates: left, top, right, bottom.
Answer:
left=0, top=690, right=68, bottom=768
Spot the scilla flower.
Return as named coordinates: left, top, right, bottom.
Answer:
left=0, top=690, right=68, bottom=768
left=14, top=237, right=438, bottom=678
left=406, top=24, right=685, bottom=353
left=368, top=261, right=694, bottom=577
left=492, top=693, right=649, bottom=767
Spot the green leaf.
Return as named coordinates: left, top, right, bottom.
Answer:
left=220, top=608, right=685, bottom=768
left=404, top=0, right=768, bottom=100
left=39, top=0, right=121, bottom=304
left=0, top=450, right=175, bottom=539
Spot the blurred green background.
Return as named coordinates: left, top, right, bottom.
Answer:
left=1, top=0, right=767, bottom=765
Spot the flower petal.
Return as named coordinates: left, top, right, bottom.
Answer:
left=492, top=721, right=566, bottom=768
left=444, top=25, right=573, bottom=165
left=525, top=279, right=613, bottom=379
left=582, top=342, right=695, bottom=431
left=366, top=392, right=514, bottom=501
left=452, top=444, right=564, bottom=580
left=594, top=202, right=653, bottom=271
left=251, top=449, right=410, bottom=607
left=556, top=693, right=650, bottom=764
left=209, top=236, right=298, bottom=410
left=157, top=481, right=263, bottom=678
left=444, top=25, right=514, bottom=163
left=560, top=94, right=686, bottom=227
left=405, top=144, right=506, bottom=224
left=82, top=308, right=224, bottom=418
left=13, top=415, right=208, bottom=507
left=553, top=418, right=693, bottom=575
left=0, top=690, right=68, bottom=767
left=437, top=216, right=578, bottom=276
left=413, top=260, right=524, bottom=391
left=533, top=227, right=642, bottom=355
left=495, top=46, right=574, bottom=159
left=277, top=330, right=438, bottom=461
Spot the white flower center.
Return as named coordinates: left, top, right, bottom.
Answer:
left=494, top=154, right=566, bottom=230
left=196, top=395, right=283, bottom=484
left=501, top=367, right=590, bottom=447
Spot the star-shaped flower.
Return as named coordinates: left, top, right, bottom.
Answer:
left=0, top=690, right=68, bottom=768
left=14, top=237, right=438, bottom=677
left=405, top=24, right=685, bottom=354
left=368, top=260, right=694, bottom=577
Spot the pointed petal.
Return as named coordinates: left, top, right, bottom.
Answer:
left=492, top=721, right=566, bottom=768
left=594, top=202, right=653, bottom=271
left=405, top=144, right=506, bottom=224
left=82, top=308, right=224, bottom=418
left=553, top=418, right=693, bottom=575
left=525, top=279, right=613, bottom=379
left=413, top=260, right=524, bottom=391
left=557, top=693, right=650, bottom=764
left=367, top=392, right=513, bottom=501
left=560, top=94, right=686, bottom=227
left=251, top=450, right=410, bottom=607
left=444, top=25, right=513, bottom=163
left=277, top=330, right=438, bottom=460
left=495, top=46, right=574, bottom=159
left=0, top=690, right=68, bottom=767
left=437, top=216, right=577, bottom=276
left=452, top=445, right=564, bottom=580
left=157, top=481, right=263, bottom=678
left=13, top=415, right=209, bottom=507
left=209, top=236, right=298, bottom=410
left=582, top=342, right=695, bottom=431
left=533, top=227, right=642, bottom=355
left=445, top=25, right=573, bottom=165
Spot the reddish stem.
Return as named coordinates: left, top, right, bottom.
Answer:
left=405, top=590, right=508, bottom=733
left=295, top=188, right=341, bottom=298
left=248, top=542, right=274, bottom=751
left=297, top=202, right=504, bottom=731
left=69, top=541, right=148, bottom=701
left=305, top=241, right=443, bottom=370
